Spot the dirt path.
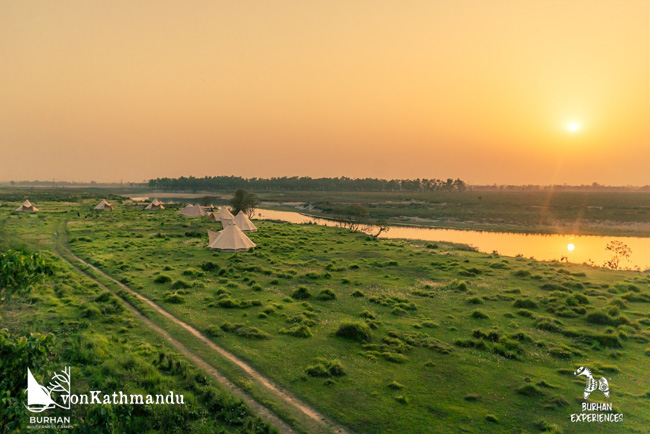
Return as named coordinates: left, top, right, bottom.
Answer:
left=56, top=241, right=349, bottom=434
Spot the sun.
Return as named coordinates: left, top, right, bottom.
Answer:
left=567, top=243, right=575, bottom=251
left=567, top=123, right=580, bottom=132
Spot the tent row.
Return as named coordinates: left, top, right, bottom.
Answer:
left=13, top=198, right=258, bottom=253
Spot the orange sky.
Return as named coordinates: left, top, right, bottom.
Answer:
left=2, top=1, right=650, bottom=185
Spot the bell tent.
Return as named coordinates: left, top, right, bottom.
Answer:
left=234, top=211, right=257, bottom=232
left=179, top=204, right=206, bottom=217
left=94, top=199, right=114, bottom=211
left=215, top=207, right=235, bottom=221
left=207, top=221, right=256, bottom=252
left=15, top=200, right=39, bottom=212
left=144, top=199, right=165, bottom=210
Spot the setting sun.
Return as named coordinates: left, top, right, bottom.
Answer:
left=568, top=243, right=575, bottom=251
left=568, top=123, right=580, bottom=132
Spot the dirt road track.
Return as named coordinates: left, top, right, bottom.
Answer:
left=56, top=242, right=350, bottom=434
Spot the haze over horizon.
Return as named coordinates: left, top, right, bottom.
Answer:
left=2, top=1, right=650, bottom=185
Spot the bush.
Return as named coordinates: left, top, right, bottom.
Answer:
left=471, top=310, right=489, bottom=319
left=517, top=384, right=544, bottom=397
left=513, top=298, right=538, bottom=309
left=163, top=293, right=185, bottom=304
left=82, top=306, right=102, bottom=319
left=512, top=270, right=531, bottom=278
left=291, top=287, right=311, bottom=300
left=154, top=274, right=172, bottom=284
left=466, top=297, right=483, bottom=305
left=305, top=358, right=346, bottom=378
left=217, top=297, right=240, bottom=308
left=351, top=290, right=365, bottom=297
left=335, top=321, right=372, bottom=342
left=205, top=325, right=223, bottom=337
left=360, top=309, right=377, bottom=319
left=200, top=261, right=220, bottom=272
left=220, top=323, right=270, bottom=339
left=279, top=324, right=313, bottom=338
left=171, top=280, right=192, bottom=290
left=317, top=289, right=337, bottom=301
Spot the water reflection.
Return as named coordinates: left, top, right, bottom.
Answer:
left=255, top=209, right=650, bottom=271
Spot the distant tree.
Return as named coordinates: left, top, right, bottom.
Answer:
left=334, top=204, right=370, bottom=232
left=603, top=241, right=632, bottom=270
left=199, top=196, right=214, bottom=207
left=230, top=189, right=259, bottom=218
left=365, top=218, right=390, bottom=239
left=453, top=178, right=466, bottom=192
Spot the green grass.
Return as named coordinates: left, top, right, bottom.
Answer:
left=0, top=251, right=275, bottom=432
left=2, top=196, right=650, bottom=432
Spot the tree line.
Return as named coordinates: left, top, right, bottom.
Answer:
left=147, top=176, right=467, bottom=192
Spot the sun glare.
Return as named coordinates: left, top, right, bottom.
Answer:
left=567, top=243, right=575, bottom=251
left=568, top=123, right=580, bottom=132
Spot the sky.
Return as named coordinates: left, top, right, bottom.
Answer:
left=2, top=1, right=650, bottom=185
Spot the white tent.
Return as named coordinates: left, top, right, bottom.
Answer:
left=179, top=204, right=206, bottom=217
left=94, top=199, right=114, bottom=211
left=15, top=200, right=38, bottom=212
left=215, top=206, right=235, bottom=220
left=144, top=199, right=165, bottom=210
left=234, top=210, right=257, bottom=232
left=207, top=220, right=256, bottom=252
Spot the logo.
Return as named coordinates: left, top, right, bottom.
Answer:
left=25, top=367, right=71, bottom=413
left=570, top=366, right=623, bottom=423
left=574, top=366, right=609, bottom=399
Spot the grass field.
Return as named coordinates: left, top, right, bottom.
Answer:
left=0, top=209, right=276, bottom=432
left=3, top=194, right=649, bottom=432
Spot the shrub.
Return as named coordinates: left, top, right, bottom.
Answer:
left=154, top=274, right=172, bottom=284
left=395, top=395, right=408, bottom=404
left=471, top=310, right=489, bottom=319
left=171, top=280, right=191, bottom=290
left=220, top=323, right=270, bottom=339
left=388, top=381, right=404, bottom=390
left=82, top=306, right=101, bottom=319
left=512, top=270, right=531, bottom=278
left=217, top=297, right=240, bottom=308
left=205, top=325, right=223, bottom=337
left=291, top=287, right=311, bottom=300
left=182, top=268, right=205, bottom=278
left=305, top=358, right=346, bottom=378
left=335, top=321, right=372, bottom=342
left=351, top=290, right=365, bottom=297
left=95, top=292, right=112, bottom=303
left=279, top=324, right=313, bottom=338
left=163, top=293, right=185, bottom=304
left=317, top=289, right=337, bottom=301
left=485, top=415, right=499, bottom=423
left=360, top=309, right=377, bottom=319
left=517, top=384, right=544, bottom=397
left=200, top=261, right=221, bottom=272
left=466, top=297, right=483, bottom=305
left=513, top=299, right=538, bottom=309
